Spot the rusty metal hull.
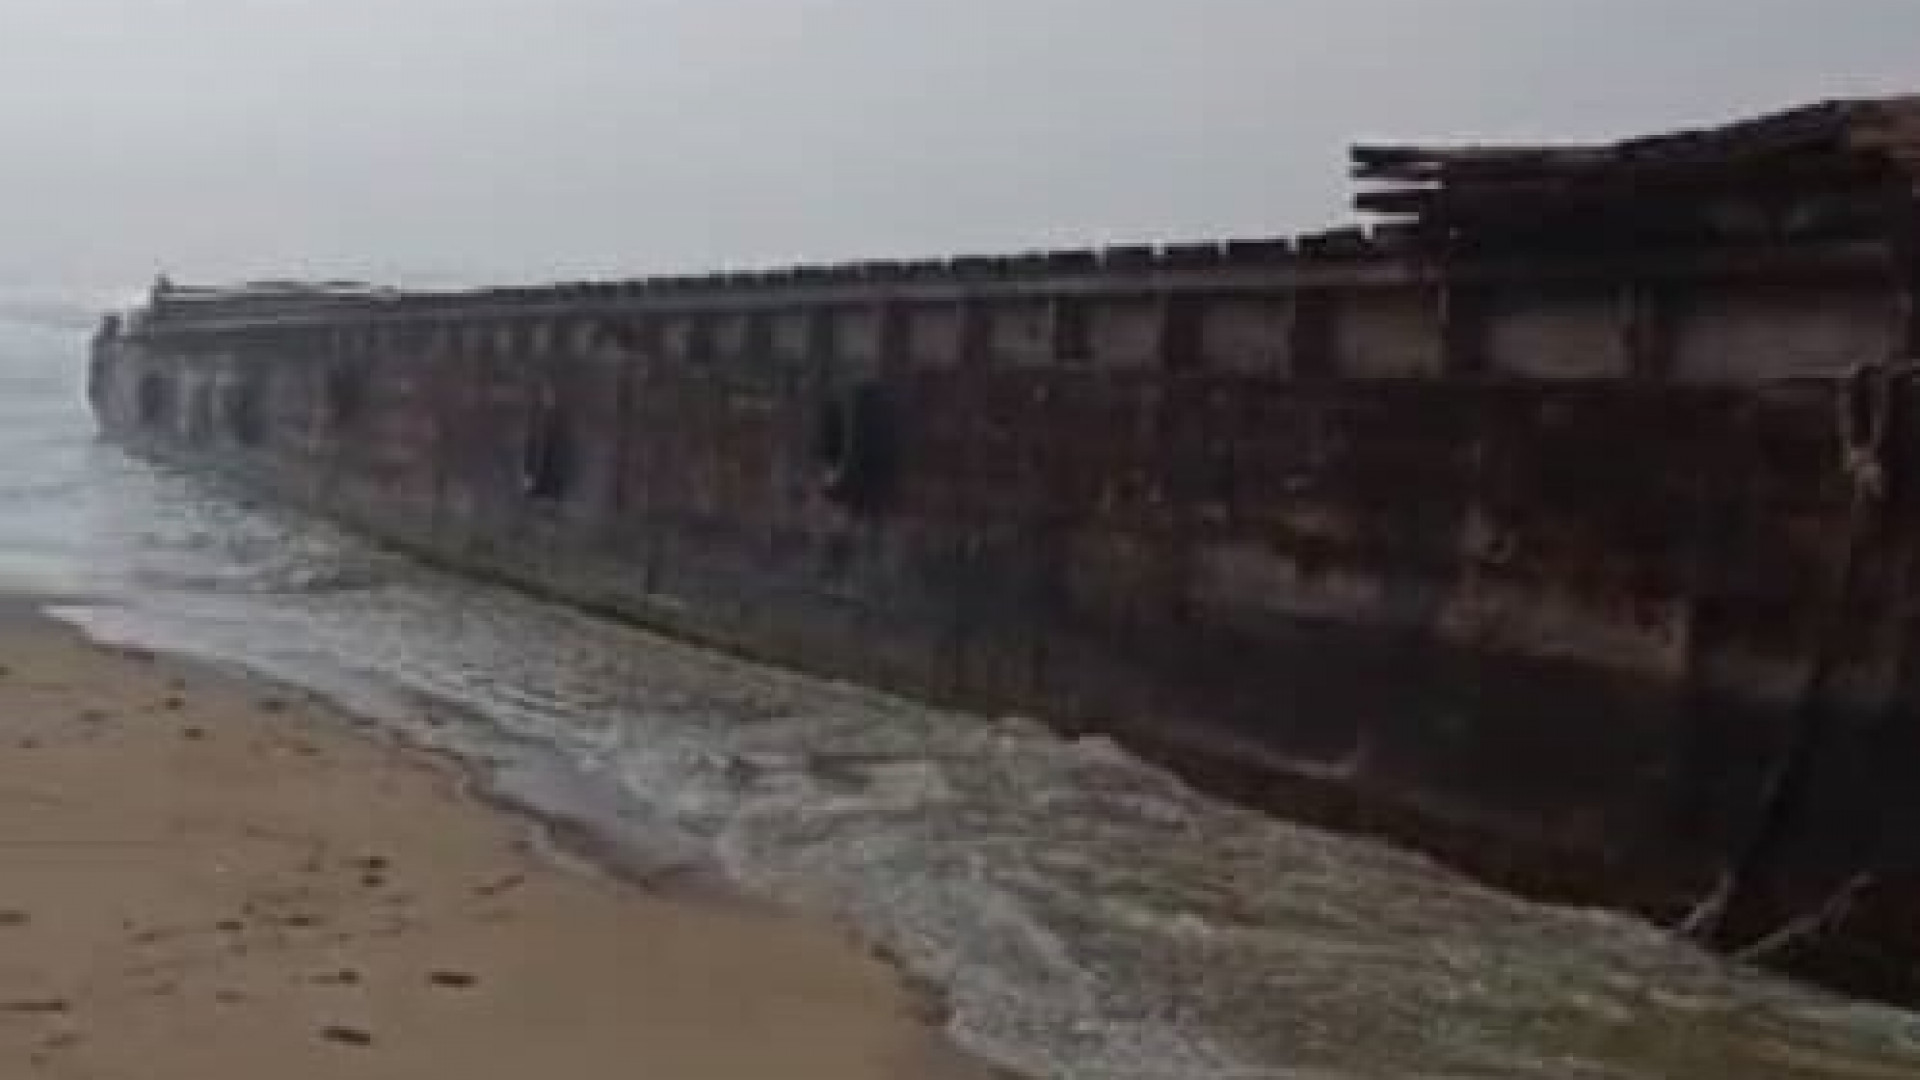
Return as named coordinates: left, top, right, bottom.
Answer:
left=89, top=333, right=1920, bottom=1002
left=87, top=95, right=1920, bottom=1002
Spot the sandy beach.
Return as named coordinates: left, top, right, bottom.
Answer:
left=0, top=609, right=989, bottom=1079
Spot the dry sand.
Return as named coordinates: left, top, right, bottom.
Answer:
left=0, top=613, right=992, bottom=1079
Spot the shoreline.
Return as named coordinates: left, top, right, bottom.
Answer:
left=0, top=602, right=999, bottom=1079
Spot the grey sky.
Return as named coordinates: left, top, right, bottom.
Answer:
left=0, top=0, right=1914, bottom=295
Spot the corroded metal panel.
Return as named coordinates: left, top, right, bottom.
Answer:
left=88, top=94, right=1920, bottom=1004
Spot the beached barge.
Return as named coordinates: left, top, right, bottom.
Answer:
left=92, top=98, right=1920, bottom=998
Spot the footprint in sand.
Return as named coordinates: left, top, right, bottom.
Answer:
left=1, top=1000, right=70, bottom=1015
left=320, top=1025, right=373, bottom=1047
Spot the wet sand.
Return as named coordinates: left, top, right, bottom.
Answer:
left=0, top=611, right=990, bottom=1079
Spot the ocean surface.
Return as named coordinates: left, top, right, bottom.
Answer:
left=8, top=317, right=1920, bottom=1079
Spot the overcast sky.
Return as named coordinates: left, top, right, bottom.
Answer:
left=0, top=0, right=1914, bottom=296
